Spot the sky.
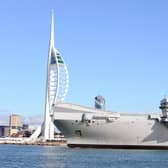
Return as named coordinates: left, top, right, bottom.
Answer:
left=0, top=0, right=168, bottom=124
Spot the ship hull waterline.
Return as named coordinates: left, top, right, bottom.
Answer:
left=67, top=144, right=168, bottom=150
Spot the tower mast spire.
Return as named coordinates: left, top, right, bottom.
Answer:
left=43, top=11, right=56, bottom=140
left=43, top=10, right=69, bottom=141
left=50, top=10, right=55, bottom=49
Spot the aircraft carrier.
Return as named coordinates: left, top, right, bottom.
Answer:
left=43, top=12, right=168, bottom=149
left=53, top=97, right=168, bottom=149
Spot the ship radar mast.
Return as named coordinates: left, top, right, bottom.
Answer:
left=160, top=97, right=168, bottom=119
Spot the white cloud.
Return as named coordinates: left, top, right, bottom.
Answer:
left=22, top=115, right=43, bottom=129
left=0, top=107, right=12, bottom=125
left=0, top=115, right=9, bottom=125
left=0, top=108, right=10, bottom=113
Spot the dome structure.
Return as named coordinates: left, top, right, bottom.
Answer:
left=95, top=95, right=106, bottom=110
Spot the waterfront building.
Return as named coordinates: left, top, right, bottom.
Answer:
left=9, top=114, right=21, bottom=136
left=0, top=125, right=9, bottom=137
left=22, top=124, right=29, bottom=130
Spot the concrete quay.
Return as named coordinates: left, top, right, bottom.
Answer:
left=0, top=137, right=67, bottom=146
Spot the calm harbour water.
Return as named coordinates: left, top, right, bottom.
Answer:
left=1, top=145, right=168, bottom=168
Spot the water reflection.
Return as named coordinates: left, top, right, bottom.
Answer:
left=42, top=146, right=68, bottom=168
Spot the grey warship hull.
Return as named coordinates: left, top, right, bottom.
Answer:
left=53, top=102, right=168, bottom=149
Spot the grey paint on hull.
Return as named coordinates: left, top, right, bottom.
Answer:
left=55, top=115, right=168, bottom=147
left=53, top=102, right=168, bottom=149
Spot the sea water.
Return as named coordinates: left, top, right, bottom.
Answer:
left=1, top=144, right=168, bottom=168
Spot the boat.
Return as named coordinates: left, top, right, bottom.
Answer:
left=53, top=98, right=168, bottom=149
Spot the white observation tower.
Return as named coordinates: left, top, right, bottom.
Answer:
left=43, top=11, right=69, bottom=140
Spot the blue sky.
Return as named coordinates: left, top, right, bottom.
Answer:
left=0, top=0, right=168, bottom=118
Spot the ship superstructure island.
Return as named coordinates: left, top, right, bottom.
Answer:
left=42, top=12, right=168, bottom=149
